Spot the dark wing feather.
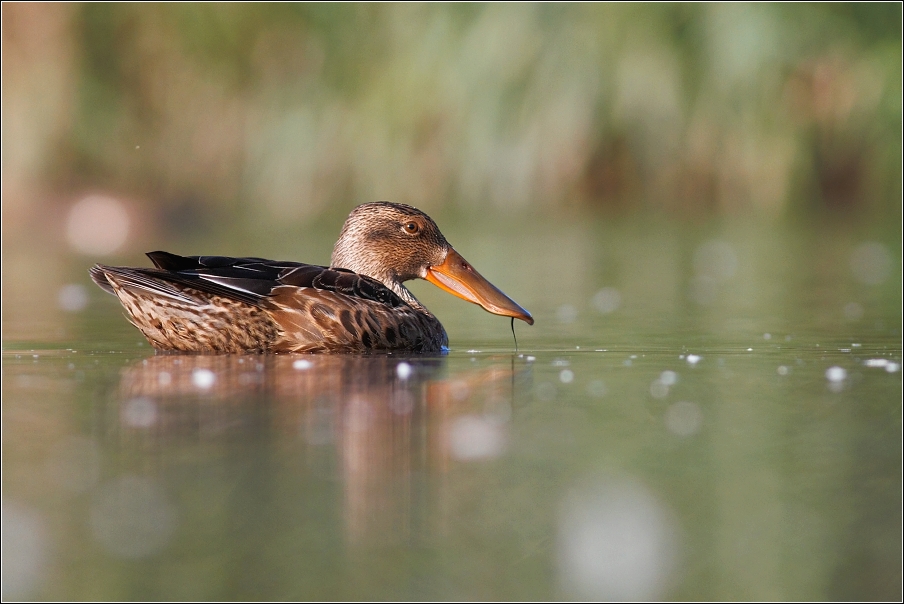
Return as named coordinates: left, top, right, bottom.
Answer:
left=99, top=251, right=407, bottom=310
left=90, top=264, right=197, bottom=302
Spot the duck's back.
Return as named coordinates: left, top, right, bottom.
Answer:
left=90, top=252, right=447, bottom=353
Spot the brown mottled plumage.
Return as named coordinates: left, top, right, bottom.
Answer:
left=90, top=202, right=533, bottom=353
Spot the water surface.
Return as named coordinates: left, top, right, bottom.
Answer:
left=2, top=217, right=901, bottom=600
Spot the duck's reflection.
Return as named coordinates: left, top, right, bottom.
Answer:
left=113, top=354, right=528, bottom=545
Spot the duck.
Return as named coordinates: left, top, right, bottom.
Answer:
left=90, top=202, right=533, bottom=353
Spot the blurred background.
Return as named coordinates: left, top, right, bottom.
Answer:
left=5, top=3, right=902, bottom=219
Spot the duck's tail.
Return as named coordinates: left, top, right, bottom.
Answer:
left=89, top=264, right=117, bottom=295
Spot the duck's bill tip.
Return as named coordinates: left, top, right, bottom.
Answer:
left=425, top=248, right=534, bottom=326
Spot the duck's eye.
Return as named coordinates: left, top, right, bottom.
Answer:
left=403, top=221, right=419, bottom=234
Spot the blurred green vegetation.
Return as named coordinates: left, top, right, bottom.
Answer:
left=3, top=3, right=902, bottom=240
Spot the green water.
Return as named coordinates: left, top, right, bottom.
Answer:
left=2, top=217, right=901, bottom=600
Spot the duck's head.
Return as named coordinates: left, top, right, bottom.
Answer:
left=331, top=202, right=533, bottom=325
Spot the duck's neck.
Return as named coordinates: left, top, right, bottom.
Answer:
left=329, top=256, right=434, bottom=317
left=389, top=282, right=432, bottom=316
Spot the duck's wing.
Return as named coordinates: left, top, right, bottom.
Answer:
left=90, top=250, right=407, bottom=309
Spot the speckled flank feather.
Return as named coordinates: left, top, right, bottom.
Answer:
left=95, top=268, right=281, bottom=353
left=267, top=286, right=446, bottom=353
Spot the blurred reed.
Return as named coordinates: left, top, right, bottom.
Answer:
left=2, top=3, right=900, bottom=242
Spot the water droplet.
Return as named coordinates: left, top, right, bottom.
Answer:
left=121, top=397, right=157, bottom=428
left=825, top=366, right=847, bottom=382
left=448, top=415, right=506, bottom=461
left=557, top=479, right=677, bottom=601
left=396, top=362, right=413, bottom=380
left=191, top=369, right=216, bottom=389
left=58, top=284, right=89, bottom=312
left=592, top=288, right=621, bottom=314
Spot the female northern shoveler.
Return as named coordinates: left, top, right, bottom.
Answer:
left=90, top=202, right=533, bottom=353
